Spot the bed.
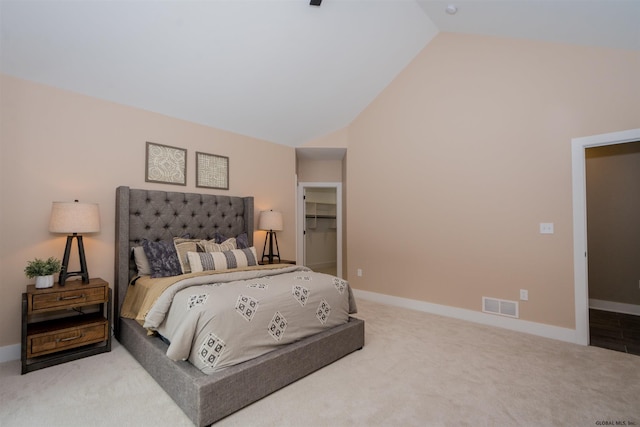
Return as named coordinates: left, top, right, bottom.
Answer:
left=114, top=186, right=365, bottom=426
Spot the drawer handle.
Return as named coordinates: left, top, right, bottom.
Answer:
left=57, top=333, right=85, bottom=343
left=57, top=294, right=85, bottom=301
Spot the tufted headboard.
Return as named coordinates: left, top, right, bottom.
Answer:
left=114, top=186, right=253, bottom=337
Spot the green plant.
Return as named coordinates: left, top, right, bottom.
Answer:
left=24, top=257, right=62, bottom=278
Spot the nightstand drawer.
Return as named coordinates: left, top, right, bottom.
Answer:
left=27, top=317, right=108, bottom=358
left=30, top=286, right=107, bottom=313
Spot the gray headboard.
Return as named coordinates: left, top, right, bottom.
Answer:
left=114, top=186, right=254, bottom=337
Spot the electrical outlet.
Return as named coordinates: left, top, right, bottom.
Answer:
left=520, top=289, right=528, bottom=301
left=357, top=268, right=363, bottom=277
left=539, top=223, right=554, bottom=234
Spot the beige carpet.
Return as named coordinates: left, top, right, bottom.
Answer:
left=1, top=299, right=639, bottom=427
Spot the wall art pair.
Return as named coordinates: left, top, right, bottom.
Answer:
left=145, top=141, right=229, bottom=190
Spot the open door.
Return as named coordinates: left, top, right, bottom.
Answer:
left=572, top=128, right=640, bottom=345
left=297, top=182, right=342, bottom=278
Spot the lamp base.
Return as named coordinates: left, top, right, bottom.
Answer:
left=59, top=234, right=90, bottom=286
left=261, top=230, right=280, bottom=264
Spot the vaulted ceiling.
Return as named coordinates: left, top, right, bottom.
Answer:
left=1, top=1, right=638, bottom=147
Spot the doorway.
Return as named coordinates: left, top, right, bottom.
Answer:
left=585, top=141, right=640, bottom=355
left=297, top=182, right=342, bottom=278
left=571, top=128, right=640, bottom=346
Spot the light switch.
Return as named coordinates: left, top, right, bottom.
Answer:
left=539, top=223, right=554, bottom=234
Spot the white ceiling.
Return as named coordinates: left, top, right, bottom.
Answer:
left=1, top=1, right=638, bottom=148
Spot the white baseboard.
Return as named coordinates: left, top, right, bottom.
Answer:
left=0, top=344, right=20, bottom=363
left=353, top=289, right=580, bottom=345
left=589, top=299, right=640, bottom=316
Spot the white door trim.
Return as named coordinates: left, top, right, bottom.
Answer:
left=571, top=128, right=640, bottom=345
left=297, top=182, right=343, bottom=278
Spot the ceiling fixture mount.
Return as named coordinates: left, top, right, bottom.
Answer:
left=445, top=4, right=458, bottom=15
left=310, top=0, right=321, bottom=6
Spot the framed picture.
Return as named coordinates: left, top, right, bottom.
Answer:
left=145, top=142, right=187, bottom=186
left=196, top=152, right=229, bottom=190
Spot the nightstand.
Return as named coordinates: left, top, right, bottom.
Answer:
left=21, top=277, right=111, bottom=374
left=259, top=259, right=296, bottom=265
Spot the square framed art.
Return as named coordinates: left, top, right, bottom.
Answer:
left=145, top=142, right=187, bottom=186
left=196, top=152, right=229, bottom=190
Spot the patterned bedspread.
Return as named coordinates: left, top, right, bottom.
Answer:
left=128, top=265, right=357, bottom=374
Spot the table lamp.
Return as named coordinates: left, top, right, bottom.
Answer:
left=49, top=200, right=100, bottom=285
left=258, top=210, right=283, bottom=264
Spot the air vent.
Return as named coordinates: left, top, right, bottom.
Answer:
left=482, top=297, right=519, bottom=318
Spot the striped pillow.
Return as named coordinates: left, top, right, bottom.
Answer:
left=173, top=237, right=202, bottom=274
left=187, top=247, right=258, bottom=273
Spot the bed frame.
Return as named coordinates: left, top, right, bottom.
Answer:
left=114, top=186, right=364, bottom=426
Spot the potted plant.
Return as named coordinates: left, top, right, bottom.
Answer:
left=24, top=257, right=62, bottom=289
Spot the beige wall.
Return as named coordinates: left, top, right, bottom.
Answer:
left=295, top=127, right=347, bottom=182
left=3, top=32, right=639, bottom=348
left=303, top=128, right=349, bottom=149
left=0, top=75, right=296, bottom=347
left=586, top=142, right=640, bottom=305
left=296, top=158, right=343, bottom=182
left=346, top=33, right=640, bottom=329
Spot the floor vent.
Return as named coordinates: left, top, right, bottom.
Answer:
left=482, top=297, right=519, bottom=318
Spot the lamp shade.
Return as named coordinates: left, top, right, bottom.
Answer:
left=49, top=201, right=101, bottom=234
left=258, top=210, right=283, bottom=231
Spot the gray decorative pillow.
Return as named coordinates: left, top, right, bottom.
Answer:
left=142, top=239, right=182, bottom=278
left=236, top=232, right=250, bottom=249
left=214, top=231, right=250, bottom=249
left=213, top=231, right=228, bottom=244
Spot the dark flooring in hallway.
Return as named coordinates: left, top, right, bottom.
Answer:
left=589, top=309, right=640, bottom=356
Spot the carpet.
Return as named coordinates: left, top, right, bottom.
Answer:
left=1, top=299, right=639, bottom=426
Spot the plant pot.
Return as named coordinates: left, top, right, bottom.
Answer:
left=35, top=275, right=54, bottom=289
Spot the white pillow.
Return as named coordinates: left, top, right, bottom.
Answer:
left=132, top=246, right=151, bottom=276
left=188, top=247, right=258, bottom=273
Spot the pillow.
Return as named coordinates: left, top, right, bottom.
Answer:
left=214, top=232, right=250, bottom=249
left=132, top=246, right=152, bottom=276
left=198, top=237, right=237, bottom=253
left=142, top=239, right=182, bottom=278
left=213, top=231, right=228, bottom=244
left=173, top=237, right=202, bottom=274
left=187, top=247, right=258, bottom=273
left=235, top=232, right=250, bottom=249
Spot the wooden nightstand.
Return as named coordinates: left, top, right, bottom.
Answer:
left=21, top=277, right=112, bottom=374
left=259, top=259, right=296, bottom=265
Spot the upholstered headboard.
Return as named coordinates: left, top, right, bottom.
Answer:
left=114, top=186, right=254, bottom=337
